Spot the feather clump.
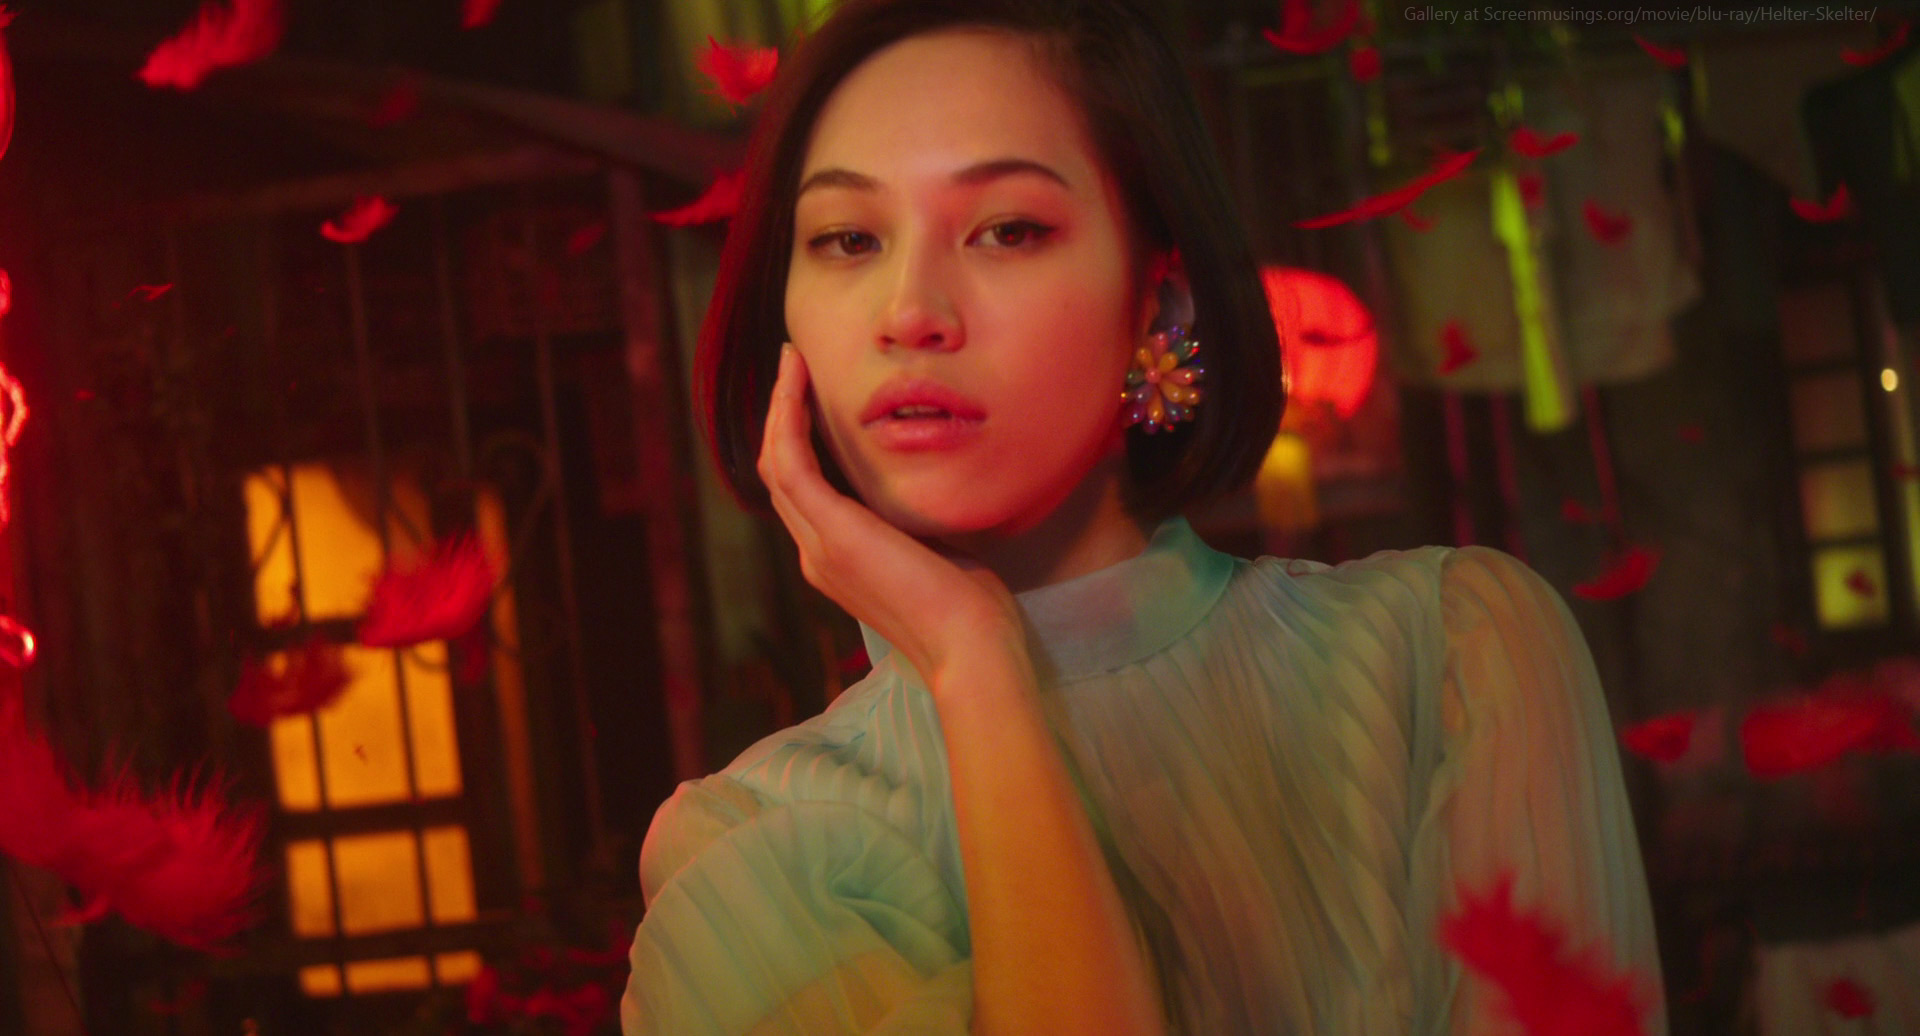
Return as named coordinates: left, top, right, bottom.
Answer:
left=696, top=38, right=778, bottom=106
left=138, top=0, right=285, bottom=91
left=1439, top=873, right=1651, bottom=1036
left=358, top=534, right=496, bottom=648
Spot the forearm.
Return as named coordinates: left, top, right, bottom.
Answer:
left=931, top=638, right=1164, bottom=1036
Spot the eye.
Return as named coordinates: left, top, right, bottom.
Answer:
left=975, top=219, right=1056, bottom=249
left=805, top=229, right=879, bottom=259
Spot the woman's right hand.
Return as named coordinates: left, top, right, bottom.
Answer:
left=756, top=344, right=1027, bottom=683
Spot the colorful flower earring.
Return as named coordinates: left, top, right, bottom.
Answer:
left=1122, top=325, right=1204, bottom=433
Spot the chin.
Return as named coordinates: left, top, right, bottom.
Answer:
left=861, top=482, right=1023, bottom=542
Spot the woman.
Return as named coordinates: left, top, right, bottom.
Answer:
left=624, top=0, right=1665, bottom=1032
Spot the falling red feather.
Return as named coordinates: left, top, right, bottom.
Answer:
left=1438, top=873, right=1651, bottom=1036
left=1573, top=545, right=1660, bottom=600
left=1845, top=568, right=1877, bottom=598
left=696, top=37, right=779, bottom=106
left=1739, top=688, right=1920, bottom=779
left=227, top=636, right=352, bottom=726
left=1518, top=171, right=1546, bottom=209
left=125, top=283, right=175, bottom=303
left=1561, top=498, right=1605, bottom=525
left=1676, top=424, right=1705, bottom=444
left=59, top=773, right=266, bottom=952
left=1509, top=125, right=1579, bottom=158
left=1842, top=22, right=1909, bottom=67
left=357, top=535, right=496, bottom=648
left=321, top=196, right=399, bottom=244
left=462, top=0, right=504, bottom=30
left=1582, top=200, right=1633, bottom=245
left=1399, top=207, right=1433, bottom=231
left=1768, top=622, right=1809, bottom=658
left=565, top=220, right=607, bottom=256
left=1262, top=0, right=1365, bottom=56
left=0, top=699, right=265, bottom=950
left=1297, top=149, right=1480, bottom=228
left=368, top=75, right=422, bottom=128
left=1825, top=977, right=1875, bottom=1018
left=1621, top=712, right=1695, bottom=763
left=1348, top=44, right=1380, bottom=83
left=1633, top=36, right=1688, bottom=68
left=138, top=0, right=285, bottom=91
left=1439, top=319, right=1478, bottom=374
left=1790, top=183, right=1854, bottom=223
left=652, top=170, right=745, bottom=227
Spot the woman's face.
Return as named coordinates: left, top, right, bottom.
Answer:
left=785, top=28, right=1153, bottom=541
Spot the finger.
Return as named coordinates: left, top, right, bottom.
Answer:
left=760, top=345, right=822, bottom=555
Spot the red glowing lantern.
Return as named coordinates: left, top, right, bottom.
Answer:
left=1260, top=266, right=1378, bottom=419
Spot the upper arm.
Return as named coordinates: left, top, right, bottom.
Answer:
left=1409, top=548, right=1667, bottom=1035
left=624, top=787, right=973, bottom=1035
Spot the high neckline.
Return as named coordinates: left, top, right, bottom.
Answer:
left=858, top=515, right=1237, bottom=686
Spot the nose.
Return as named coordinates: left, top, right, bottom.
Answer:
left=876, top=246, right=962, bottom=353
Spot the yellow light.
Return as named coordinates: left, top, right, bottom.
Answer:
left=1884, top=368, right=1900, bottom=392
left=1254, top=433, right=1318, bottom=534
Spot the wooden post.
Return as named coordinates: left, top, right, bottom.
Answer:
left=608, top=170, right=709, bottom=783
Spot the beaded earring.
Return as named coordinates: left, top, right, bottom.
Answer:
left=1121, top=325, right=1204, bottom=434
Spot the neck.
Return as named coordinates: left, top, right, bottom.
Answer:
left=935, top=452, right=1153, bottom=595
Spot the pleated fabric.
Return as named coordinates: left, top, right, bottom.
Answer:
left=623, top=517, right=1667, bottom=1035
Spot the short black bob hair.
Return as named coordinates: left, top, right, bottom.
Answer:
left=694, top=0, right=1284, bottom=529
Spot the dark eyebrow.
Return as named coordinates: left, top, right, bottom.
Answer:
left=796, top=158, right=1071, bottom=199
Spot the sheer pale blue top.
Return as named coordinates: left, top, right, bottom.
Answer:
left=623, top=516, right=1667, bottom=1034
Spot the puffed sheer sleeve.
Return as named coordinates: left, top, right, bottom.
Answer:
left=621, top=770, right=973, bottom=1035
left=1406, top=547, right=1668, bottom=1035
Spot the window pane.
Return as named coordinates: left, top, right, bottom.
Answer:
left=333, top=831, right=424, bottom=935
left=1812, top=545, right=1890, bottom=629
left=344, top=957, right=431, bottom=994
left=435, top=951, right=483, bottom=985
left=298, top=966, right=342, bottom=998
left=319, top=646, right=412, bottom=807
left=422, top=826, right=478, bottom=924
left=403, top=642, right=463, bottom=798
left=244, top=471, right=298, bottom=625
left=1789, top=372, right=1868, bottom=454
left=285, top=839, right=335, bottom=937
left=1779, top=283, right=1856, bottom=367
left=269, top=714, right=322, bottom=811
left=1800, top=460, right=1881, bottom=541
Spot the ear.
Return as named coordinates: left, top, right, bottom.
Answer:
left=1142, top=248, right=1194, bottom=335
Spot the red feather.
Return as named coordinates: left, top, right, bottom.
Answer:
left=1438, top=873, right=1651, bottom=1036
left=1348, top=44, right=1381, bottom=83
left=1398, top=207, right=1433, bottom=232
left=565, top=220, right=607, bottom=256
left=696, top=37, right=779, bottom=106
left=1262, top=0, right=1365, bottom=56
left=357, top=535, right=496, bottom=648
left=368, top=75, right=421, bottom=128
left=462, top=0, right=504, bottom=30
left=0, top=701, right=265, bottom=950
left=1825, top=977, right=1876, bottom=1018
left=1573, top=545, right=1660, bottom=600
left=227, top=636, right=352, bottom=726
left=1439, top=319, right=1478, bottom=374
left=1842, top=22, right=1909, bottom=67
left=1739, top=689, right=1920, bottom=779
left=1509, top=125, right=1579, bottom=159
left=1633, top=36, right=1688, bottom=68
left=63, top=774, right=265, bottom=951
left=125, top=283, right=175, bottom=303
left=138, top=0, right=285, bottom=92
left=1790, top=183, right=1854, bottom=223
left=1845, top=567, right=1877, bottom=598
left=652, top=169, right=745, bottom=227
left=1561, top=497, right=1606, bottom=525
left=1676, top=423, right=1705, bottom=444
left=1622, top=712, right=1695, bottom=763
left=1297, top=149, right=1480, bottom=228
left=320, top=196, right=399, bottom=244
left=1582, top=200, right=1633, bottom=245
left=1893, top=462, right=1920, bottom=480
left=1518, top=171, right=1546, bottom=209
left=1768, top=622, right=1809, bottom=658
